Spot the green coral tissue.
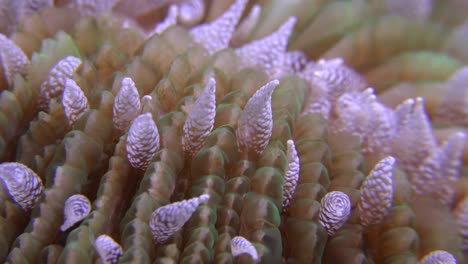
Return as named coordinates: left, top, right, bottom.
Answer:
left=0, top=0, right=466, bottom=263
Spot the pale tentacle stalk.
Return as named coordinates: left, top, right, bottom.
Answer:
left=62, top=78, right=89, bottom=125
left=282, top=139, right=300, bottom=213
left=94, top=234, right=123, bottom=264
left=407, top=98, right=438, bottom=164
left=411, top=143, right=442, bottom=199
left=190, top=0, right=248, bottom=54
left=231, top=236, right=259, bottom=262
left=126, top=112, right=160, bottom=170
left=60, top=194, right=91, bottom=231
left=113, top=76, right=141, bottom=131
left=390, top=96, right=466, bottom=205
left=38, top=55, right=82, bottom=110
left=302, top=70, right=331, bottom=119
left=437, top=132, right=466, bottom=204
left=230, top=4, right=262, bottom=46
left=365, top=97, right=395, bottom=154
left=149, top=193, right=210, bottom=244
left=236, top=17, right=297, bottom=78
left=0, top=33, right=30, bottom=85
left=178, top=0, right=205, bottom=26
left=413, top=132, right=466, bottom=205
left=150, top=4, right=179, bottom=36
left=236, top=80, right=279, bottom=157
left=0, top=162, right=43, bottom=210
left=140, top=94, right=153, bottom=114
left=393, top=98, right=416, bottom=131
left=358, top=156, right=395, bottom=226
left=301, top=58, right=367, bottom=103
left=391, top=97, right=437, bottom=176
left=331, top=88, right=395, bottom=154
left=331, top=88, right=374, bottom=138
left=319, top=191, right=352, bottom=235
left=182, top=78, right=216, bottom=157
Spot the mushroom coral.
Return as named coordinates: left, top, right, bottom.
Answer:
left=0, top=0, right=466, bottom=263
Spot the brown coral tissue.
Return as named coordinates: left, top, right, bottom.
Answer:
left=0, top=0, right=467, bottom=263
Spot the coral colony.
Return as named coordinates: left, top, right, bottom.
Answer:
left=0, top=0, right=467, bottom=263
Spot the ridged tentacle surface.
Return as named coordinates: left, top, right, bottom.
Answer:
left=7, top=89, right=114, bottom=262
left=0, top=2, right=465, bottom=264
left=323, top=130, right=366, bottom=263
left=120, top=112, right=184, bottom=263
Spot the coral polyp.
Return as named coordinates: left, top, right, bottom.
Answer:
left=0, top=0, right=466, bottom=263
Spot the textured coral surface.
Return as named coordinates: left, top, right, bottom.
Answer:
left=0, top=0, right=467, bottom=263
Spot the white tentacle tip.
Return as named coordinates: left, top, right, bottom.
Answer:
left=60, top=194, right=91, bottom=231
left=231, top=236, right=259, bottom=262
left=419, top=250, right=456, bottom=264
left=94, top=234, right=123, bottom=264
left=319, top=191, right=352, bottom=235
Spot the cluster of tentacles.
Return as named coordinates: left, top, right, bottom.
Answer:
left=0, top=0, right=467, bottom=263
